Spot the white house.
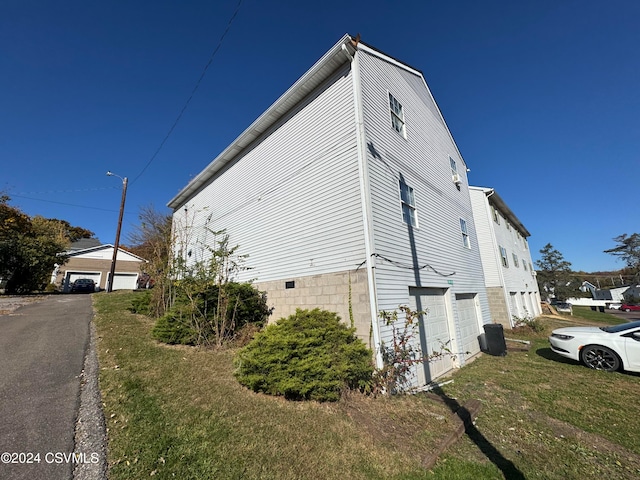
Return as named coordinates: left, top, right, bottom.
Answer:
left=168, top=35, right=491, bottom=386
left=54, top=241, right=146, bottom=292
left=469, top=187, right=541, bottom=327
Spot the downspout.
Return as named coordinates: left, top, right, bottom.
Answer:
left=486, top=189, right=514, bottom=327
left=345, top=43, right=383, bottom=368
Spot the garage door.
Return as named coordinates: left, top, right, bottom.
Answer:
left=65, top=272, right=101, bottom=292
left=109, top=273, right=138, bottom=290
left=409, top=287, right=454, bottom=384
left=455, top=293, right=481, bottom=361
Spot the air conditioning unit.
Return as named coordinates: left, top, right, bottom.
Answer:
left=452, top=173, right=462, bottom=185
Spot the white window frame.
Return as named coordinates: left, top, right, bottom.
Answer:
left=499, top=246, right=509, bottom=267
left=388, top=92, right=406, bottom=138
left=512, top=253, right=520, bottom=268
left=460, top=218, right=471, bottom=249
left=399, top=180, right=417, bottom=227
left=492, top=205, right=500, bottom=225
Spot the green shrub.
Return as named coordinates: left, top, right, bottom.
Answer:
left=152, top=309, right=197, bottom=345
left=129, top=290, right=152, bottom=315
left=152, top=282, right=271, bottom=346
left=234, top=308, right=373, bottom=402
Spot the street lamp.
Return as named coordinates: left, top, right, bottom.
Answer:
left=106, top=171, right=128, bottom=293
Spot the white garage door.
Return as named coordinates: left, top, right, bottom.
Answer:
left=110, top=273, right=138, bottom=290
left=409, top=287, right=454, bottom=384
left=455, top=293, right=481, bottom=361
left=65, top=272, right=101, bottom=292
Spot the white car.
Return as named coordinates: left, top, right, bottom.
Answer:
left=549, top=321, right=640, bottom=372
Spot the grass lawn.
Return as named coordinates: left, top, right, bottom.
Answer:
left=94, top=292, right=640, bottom=479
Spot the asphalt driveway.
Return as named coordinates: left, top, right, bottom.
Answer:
left=0, top=294, right=97, bottom=480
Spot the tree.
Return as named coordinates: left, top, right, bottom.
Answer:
left=604, top=233, right=640, bottom=280
left=535, top=243, right=577, bottom=301
left=127, top=205, right=173, bottom=316
left=0, top=196, right=94, bottom=293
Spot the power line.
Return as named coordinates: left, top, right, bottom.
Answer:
left=14, top=186, right=119, bottom=196
left=9, top=194, right=131, bottom=215
left=130, top=0, right=244, bottom=185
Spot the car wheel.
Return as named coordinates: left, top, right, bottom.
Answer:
left=581, top=345, right=620, bottom=372
left=624, top=308, right=631, bottom=312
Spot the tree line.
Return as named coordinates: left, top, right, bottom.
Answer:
left=0, top=195, right=94, bottom=293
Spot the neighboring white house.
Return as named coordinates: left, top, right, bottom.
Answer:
left=168, top=34, right=492, bottom=387
left=469, top=187, right=541, bottom=327
left=54, top=241, right=146, bottom=292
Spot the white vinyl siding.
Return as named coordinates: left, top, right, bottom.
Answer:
left=357, top=49, right=490, bottom=362
left=173, top=63, right=366, bottom=282
left=469, top=187, right=542, bottom=320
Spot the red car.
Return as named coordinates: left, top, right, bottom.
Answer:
left=621, top=304, right=640, bottom=312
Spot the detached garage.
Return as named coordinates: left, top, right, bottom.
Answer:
left=55, top=240, right=147, bottom=292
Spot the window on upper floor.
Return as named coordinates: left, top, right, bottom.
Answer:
left=388, top=93, right=406, bottom=138
left=523, top=261, right=528, bottom=271
left=399, top=180, right=417, bottom=227
left=460, top=218, right=471, bottom=249
left=512, top=253, right=520, bottom=268
left=492, top=205, right=500, bottom=225
left=499, top=246, right=509, bottom=267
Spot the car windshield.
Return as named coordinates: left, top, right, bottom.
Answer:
left=600, top=321, right=640, bottom=333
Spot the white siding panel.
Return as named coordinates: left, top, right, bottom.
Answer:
left=357, top=50, right=490, bottom=357
left=173, top=64, right=366, bottom=283
left=469, top=187, right=541, bottom=318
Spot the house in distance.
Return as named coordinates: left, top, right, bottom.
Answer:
left=168, top=34, right=536, bottom=387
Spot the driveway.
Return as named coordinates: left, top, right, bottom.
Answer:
left=0, top=294, right=97, bottom=480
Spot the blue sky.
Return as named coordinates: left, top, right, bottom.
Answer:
left=2, top=0, right=638, bottom=272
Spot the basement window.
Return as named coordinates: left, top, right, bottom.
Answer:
left=285, top=281, right=295, bottom=289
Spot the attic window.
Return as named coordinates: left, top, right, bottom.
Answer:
left=389, top=93, right=406, bottom=138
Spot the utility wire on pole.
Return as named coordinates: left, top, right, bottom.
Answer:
left=106, top=172, right=128, bottom=293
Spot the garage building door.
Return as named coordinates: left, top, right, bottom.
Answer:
left=455, top=293, right=481, bottom=361
left=409, top=287, right=454, bottom=384
left=65, top=272, right=101, bottom=292
left=109, top=273, right=139, bottom=290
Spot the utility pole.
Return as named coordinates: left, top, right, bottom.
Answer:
left=106, top=172, right=128, bottom=293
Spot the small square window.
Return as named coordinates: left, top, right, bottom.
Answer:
left=389, top=93, right=406, bottom=137
left=399, top=180, right=417, bottom=227
left=285, top=281, right=295, bottom=289
left=460, top=218, right=471, bottom=249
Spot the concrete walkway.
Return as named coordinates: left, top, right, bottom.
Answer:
left=0, top=294, right=104, bottom=480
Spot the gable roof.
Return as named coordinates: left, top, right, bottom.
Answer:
left=69, top=238, right=102, bottom=251
left=65, top=243, right=147, bottom=263
left=167, top=34, right=465, bottom=211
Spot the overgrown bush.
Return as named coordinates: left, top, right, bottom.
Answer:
left=234, top=308, right=373, bottom=402
left=512, top=315, right=545, bottom=333
left=152, top=281, right=271, bottom=346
